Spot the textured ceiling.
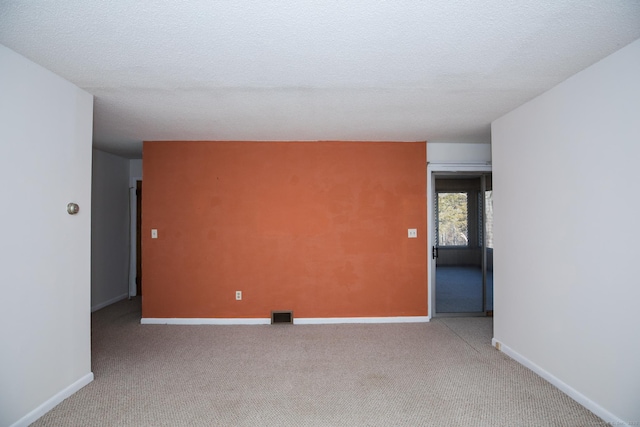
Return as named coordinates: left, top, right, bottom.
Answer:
left=1, top=1, right=639, bottom=158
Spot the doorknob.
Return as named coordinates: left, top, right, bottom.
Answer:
left=67, top=202, right=79, bottom=215
left=432, top=246, right=439, bottom=259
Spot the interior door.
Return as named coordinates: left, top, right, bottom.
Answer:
left=484, top=175, right=493, bottom=314
left=136, top=180, right=142, bottom=296
left=433, top=174, right=491, bottom=316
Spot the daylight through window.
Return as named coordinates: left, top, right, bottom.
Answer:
left=437, top=192, right=469, bottom=246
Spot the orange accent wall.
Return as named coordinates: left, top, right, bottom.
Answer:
left=142, top=141, right=427, bottom=319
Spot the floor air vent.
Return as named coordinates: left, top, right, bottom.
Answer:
left=271, top=311, right=293, bottom=324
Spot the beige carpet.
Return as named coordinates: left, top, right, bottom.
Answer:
left=32, top=298, right=604, bottom=426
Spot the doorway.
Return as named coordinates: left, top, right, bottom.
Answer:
left=129, top=175, right=143, bottom=298
left=136, top=180, right=142, bottom=296
left=429, top=171, right=492, bottom=317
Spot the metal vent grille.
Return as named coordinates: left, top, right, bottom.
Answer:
left=271, top=311, right=293, bottom=324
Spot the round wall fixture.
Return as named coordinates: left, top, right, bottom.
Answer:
left=67, top=202, right=80, bottom=215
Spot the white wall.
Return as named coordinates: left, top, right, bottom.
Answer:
left=427, top=142, right=491, bottom=164
left=492, top=38, right=640, bottom=424
left=91, top=149, right=130, bottom=311
left=0, top=45, right=94, bottom=426
left=130, top=158, right=142, bottom=178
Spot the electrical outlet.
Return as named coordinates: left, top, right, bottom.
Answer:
left=151, top=229, right=158, bottom=239
left=408, top=228, right=417, bottom=238
left=235, top=291, right=242, bottom=301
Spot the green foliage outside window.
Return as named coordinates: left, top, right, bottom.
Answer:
left=438, top=192, right=468, bottom=246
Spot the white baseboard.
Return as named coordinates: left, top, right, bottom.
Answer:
left=91, top=293, right=128, bottom=312
left=492, top=339, right=629, bottom=427
left=141, top=318, right=271, bottom=325
left=10, top=372, right=94, bottom=427
left=141, top=316, right=430, bottom=326
left=294, top=316, right=430, bottom=325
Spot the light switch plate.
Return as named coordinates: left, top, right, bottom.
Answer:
left=408, top=228, right=417, bottom=238
left=151, top=229, right=158, bottom=239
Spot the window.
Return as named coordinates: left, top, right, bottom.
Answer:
left=484, top=190, right=493, bottom=249
left=437, top=192, right=468, bottom=246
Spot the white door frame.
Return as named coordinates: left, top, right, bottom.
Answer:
left=427, top=163, right=492, bottom=318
